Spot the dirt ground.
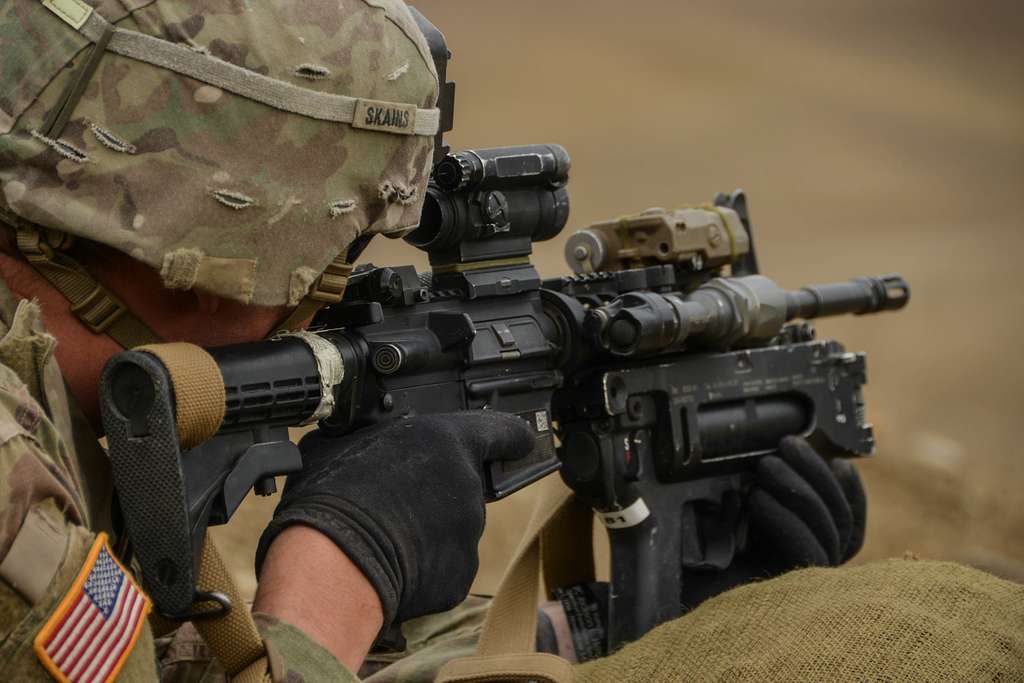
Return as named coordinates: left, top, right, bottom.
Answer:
left=212, top=0, right=1024, bottom=598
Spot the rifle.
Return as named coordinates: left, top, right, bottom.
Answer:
left=99, top=141, right=908, bottom=647
left=98, top=9, right=909, bottom=650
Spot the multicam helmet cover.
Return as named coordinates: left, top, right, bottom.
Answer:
left=0, top=0, right=439, bottom=307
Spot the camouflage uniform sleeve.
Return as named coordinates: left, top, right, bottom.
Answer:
left=0, top=355, right=158, bottom=680
left=359, top=596, right=490, bottom=683
left=156, top=613, right=360, bottom=682
left=257, top=613, right=361, bottom=683
left=0, top=308, right=87, bottom=544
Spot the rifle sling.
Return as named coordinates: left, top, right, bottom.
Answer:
left=136, top=342, right=225, bottom=450
left=194, top=535, right=273, bottom=682
left=436, top=475, right=592, bottom=683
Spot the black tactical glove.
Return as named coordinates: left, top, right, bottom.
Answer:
left=255, top=412, right=534, bottom=635
left=680, top=436, right=867, bottom=609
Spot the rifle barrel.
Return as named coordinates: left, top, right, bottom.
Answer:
left=587, top=273, right=910, bottom=356
left=786, top=275, right=909, bottom=320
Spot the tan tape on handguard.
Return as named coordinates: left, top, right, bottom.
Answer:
left=436, top=475, right=594, bottom=683
left=137, top=342, right=225, bottom=450
left=137, top=344, right=271, bottom=680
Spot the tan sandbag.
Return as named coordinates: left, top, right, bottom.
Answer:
left=576, top=559, right=1024, bottom=682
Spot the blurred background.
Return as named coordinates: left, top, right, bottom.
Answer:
left=215, top=0, right=1024, bottom=597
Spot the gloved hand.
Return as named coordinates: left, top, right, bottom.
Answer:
left=680, top=436, right=867, bottom=609
left=255, top=412, right=534, bottom=635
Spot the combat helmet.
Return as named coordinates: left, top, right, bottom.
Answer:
left=0, top=0, right=440, bottom=344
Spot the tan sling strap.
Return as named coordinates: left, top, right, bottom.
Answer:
left=136, top=342, right=226, bottom=450
left=14, top=224, right=164, bottom=350
left=542, top=499, right=596, bottom=598
left=193, top=536, right=272, bottom=682
left=272, top=253, right=354, bottom=335
left=436, top=475, right=595, bottom=683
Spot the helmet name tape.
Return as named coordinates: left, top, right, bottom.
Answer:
left=353, top=99, right=418, bottom=135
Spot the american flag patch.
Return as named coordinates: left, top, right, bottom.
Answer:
left=33, top=533, right=151, bottom=683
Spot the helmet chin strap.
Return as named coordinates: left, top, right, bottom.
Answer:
left=269, top=232, right=372, bottom=336
left=269, top=252, right=354, bottom=337
left=5, top=213, right=354, bottom=345
left=10, top=220, right=163, bottom=349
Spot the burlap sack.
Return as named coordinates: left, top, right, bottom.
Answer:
left=577, top=559, right=1024, bottom=682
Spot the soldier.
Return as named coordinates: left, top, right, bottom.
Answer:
left=0, top=1, right=542, bottom=680
left=8, top=2, right=1015, bottom=683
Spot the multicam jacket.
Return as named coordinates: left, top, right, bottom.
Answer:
left=0, top=278, right=358, bottom=682
left=0, top=274, right=490, bottom=682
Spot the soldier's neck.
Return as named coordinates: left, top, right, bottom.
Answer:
left=0, top=244, right=290, bottom=432
left=0, top=249, right=119, bottom=429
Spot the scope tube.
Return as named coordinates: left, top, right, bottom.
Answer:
left=408, top=184, right=571, bottom=252
left=432, top=144, right=571, bottom=192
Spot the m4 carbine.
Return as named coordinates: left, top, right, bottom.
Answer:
left=100, top=144, right=909, bottom=650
